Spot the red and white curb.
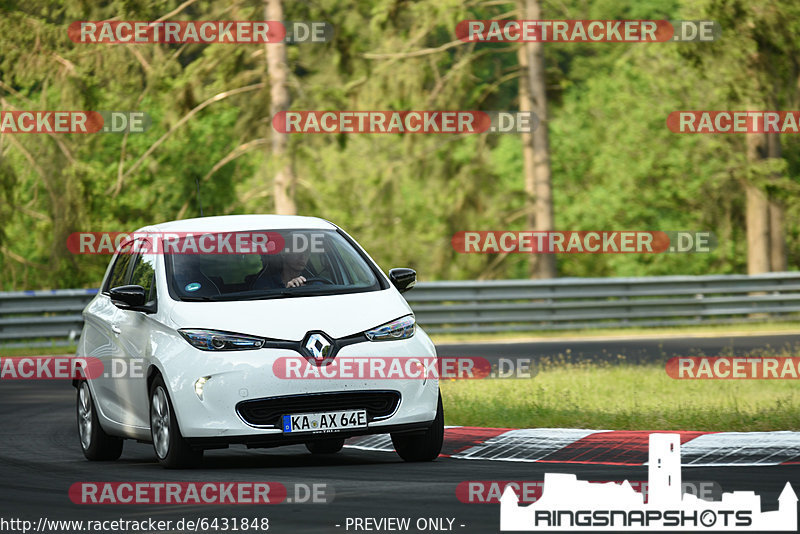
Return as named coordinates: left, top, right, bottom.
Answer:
left=346, top=427, right=800, bottom=467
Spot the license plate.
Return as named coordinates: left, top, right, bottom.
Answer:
left=282, top=410, right=367, bottom=433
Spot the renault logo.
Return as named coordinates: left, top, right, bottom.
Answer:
left=304, top=333, right=332, bottom=361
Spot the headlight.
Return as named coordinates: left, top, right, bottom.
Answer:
left=365, top=315, right=415, bottom=341
left=179, top=329, right=265, bottom=351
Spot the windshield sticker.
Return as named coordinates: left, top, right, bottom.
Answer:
left=184, top=282, right=201, bottom=292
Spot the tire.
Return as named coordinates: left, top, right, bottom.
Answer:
left=305, top=438, right=345, bottom=454
left=76, top=381, right=123, bottom=461
left=149, top=375, right=203, bottom=469
left=391, top=391, right=444, bottom=462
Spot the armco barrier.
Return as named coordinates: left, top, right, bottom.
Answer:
left=1, top=273, right=799, bottom=346
left=0, top=288, right=97, bottom=347
left=405, top=273, right=800, bottom=333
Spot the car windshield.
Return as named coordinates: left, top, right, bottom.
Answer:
left=164, top=229, right=383, bottom=301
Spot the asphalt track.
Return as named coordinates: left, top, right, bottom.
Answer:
left=0, top=334, right=798, bottom=533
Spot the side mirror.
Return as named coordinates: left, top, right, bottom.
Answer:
left=388, top=268, right=416, bottom=294
left=110, top=285, right=153, bottom=312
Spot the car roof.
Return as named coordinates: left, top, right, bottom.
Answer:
left=135, top=214, right=337, bottom=233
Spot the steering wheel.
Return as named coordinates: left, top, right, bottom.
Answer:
left=298, top=277, right=335, bottom=286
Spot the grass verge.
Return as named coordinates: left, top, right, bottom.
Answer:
left=0, top=345, right=77, bottom=357
left=440, top=363, right=800, bottom=431
left=430, top=321, right=800, bottom=345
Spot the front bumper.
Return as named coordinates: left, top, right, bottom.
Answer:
left=159, top=329, right=439, bottom=439
left=185, top=420, right=434, bottom=450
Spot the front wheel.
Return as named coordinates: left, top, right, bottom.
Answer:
left=391, top=391, right=444, bottom=462
left=76, top=381, right=123, bottom=461
left=149, top=375, right=203, bottom=469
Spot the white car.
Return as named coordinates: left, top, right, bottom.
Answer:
left=75, top=215, right=443, bottom=468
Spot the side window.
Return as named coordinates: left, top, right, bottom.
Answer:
left=103, top=241, right=134, bottom=293
left=130, top=241, right=157, bottom=303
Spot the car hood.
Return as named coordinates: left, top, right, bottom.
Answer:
left=167, top=288, right=412, bottom=341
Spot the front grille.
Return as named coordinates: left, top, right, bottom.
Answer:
left=236, top=391, right=401, bottom=428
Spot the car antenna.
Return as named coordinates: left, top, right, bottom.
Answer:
left=195, top=178, right=204, bottom=217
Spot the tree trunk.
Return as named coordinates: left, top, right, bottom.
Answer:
left=745, top=131, right=786, bottom=274
left=522, top=0, right=556, bottom=278
left=769, top=200, right=786, bottom=271
left=745, top=133, right=770, bottom=275
left=517, top=32, right=536, bottom=276
left=265, top=0, right=296, bottom=215
left=766, top=132, right=786, bottom=271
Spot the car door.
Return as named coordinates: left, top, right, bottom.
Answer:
left=83, top=240, right=135, bottom=426
left=111, top=239, right=158, bottom=430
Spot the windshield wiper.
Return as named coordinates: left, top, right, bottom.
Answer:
left=236, top=288, right=337, bottom=300
left=237, top=292, right=299, bottom=301
left=181, top=287, right=341, bottom=302
left=180, top=290, right=286, bottom=302
left=280, top=287, right=339, bottom=297
left=181, top=294, right=269, bottom=302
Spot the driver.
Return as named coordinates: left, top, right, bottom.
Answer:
left=281, top=249, right=311, bottom=288
left=252, top=249, right=311, bottom=289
